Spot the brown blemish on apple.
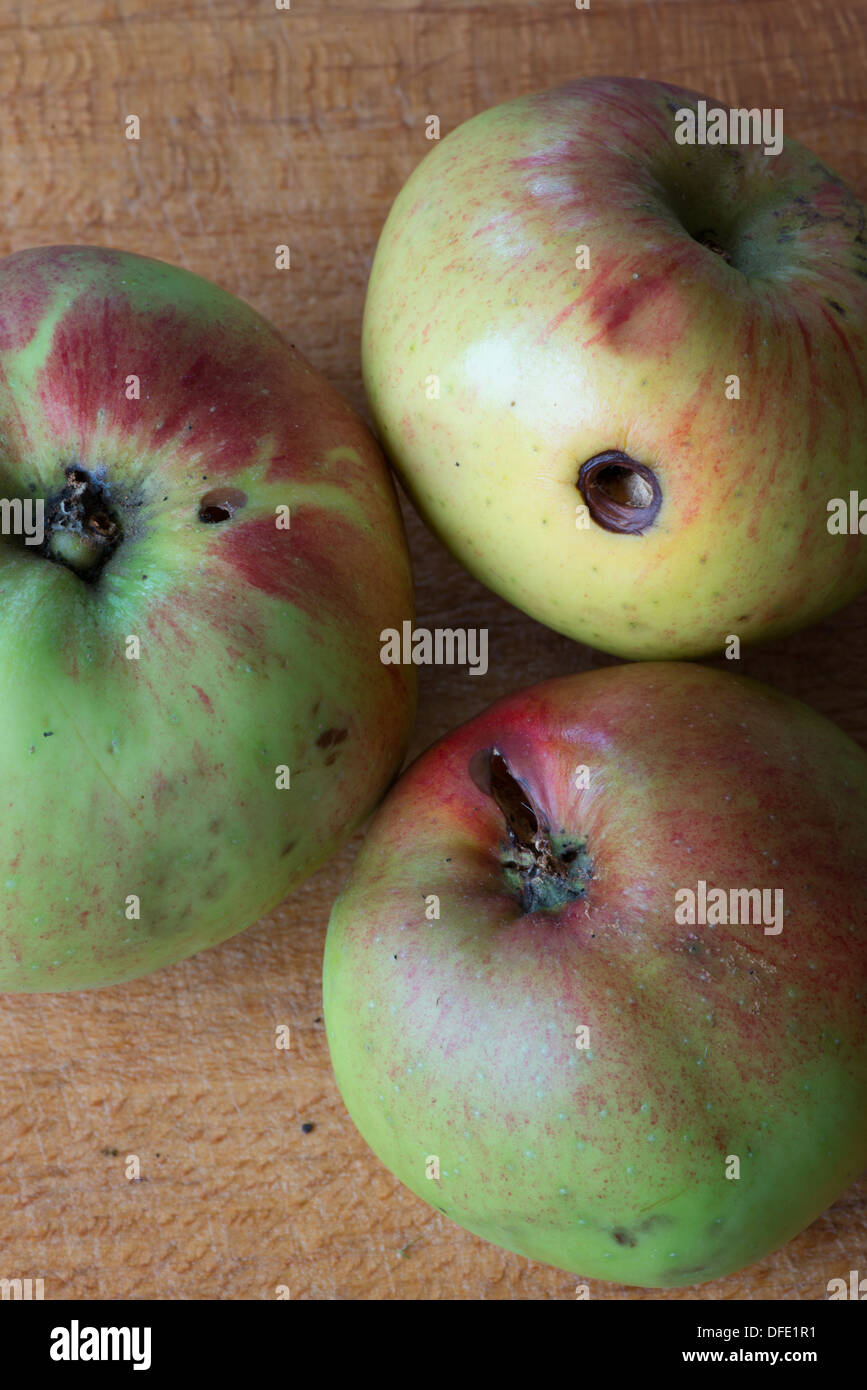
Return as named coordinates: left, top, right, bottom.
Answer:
left=578, top=451, right=662, bottom=535
left=317, top=727, right=348, bottom=750
left=612, top=1228, right=637, bottom=1247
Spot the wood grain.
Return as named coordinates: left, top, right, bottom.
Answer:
left=0, top=0, right=865, bottom=1299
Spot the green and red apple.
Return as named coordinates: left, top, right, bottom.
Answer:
left=324, top=663, right=867, bottom=1286
left=362, top=77, right=867, bottom=659
left=0, top=245, right=415, bottom=992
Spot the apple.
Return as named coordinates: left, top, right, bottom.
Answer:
left=0, top=245, right=415, bottom=992
left=362, top=76, right=867, bottom=660
left=324, top=662, right=867, bottom=1287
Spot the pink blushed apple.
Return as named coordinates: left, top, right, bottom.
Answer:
left=324, top=663, right=867, bottom=1287
left=362, top=77, right=867, bottom=659
left=0, top=245, right=415, bottom=991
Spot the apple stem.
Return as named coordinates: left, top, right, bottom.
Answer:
left=470, top=746, right=592, bottom=914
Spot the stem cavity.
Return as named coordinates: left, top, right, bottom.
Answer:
left=469, top=746, right=592, bottom=914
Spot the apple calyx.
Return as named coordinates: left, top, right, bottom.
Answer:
left=44, top=467, right=122, bottom=578
left=470, top=746, right=592, bottom=914
left=577, top=451, right=662, bottom=535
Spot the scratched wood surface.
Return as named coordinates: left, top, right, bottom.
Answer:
left=0, top=0, right=865, bottom=1301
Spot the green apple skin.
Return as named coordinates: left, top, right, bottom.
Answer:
left=362, top=77, right=867, bottom=660
left=324, top=663, right=867, bottom=1287
left=0, top=245, right=416, bottom=992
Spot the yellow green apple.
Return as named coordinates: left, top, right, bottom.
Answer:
left=362, top=77, right=867, bottom=658
left=0, top=245, right=415, bottom=991
left=324, top=663, right=867, bottom=1286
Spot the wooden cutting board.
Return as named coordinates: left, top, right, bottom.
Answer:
left=0, top=0, right=864, bottom=1300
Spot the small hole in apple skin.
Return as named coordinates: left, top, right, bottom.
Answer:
left=577, top=451, right=662, bottom=535
left=198, top=487, right=248, bottom=523
left=594, top=467, right=653, bottom=509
